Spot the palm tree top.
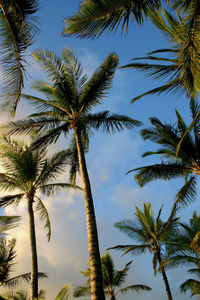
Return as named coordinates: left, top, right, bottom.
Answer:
left=4, top=48, right=141, bottom=151
left=128, top=98, right=200, bottom=206
left=121, top=7, right=200, bottom=102
left=73, top=252, right=151, bottom=298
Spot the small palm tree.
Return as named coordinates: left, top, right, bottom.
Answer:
left=73, top=252, right=151, bottom=300
left=112, top=203, right=179, bottom=300
left=162, top=211, right=200, bottom=298
left=4, top=47, right=141, bottom=300
left=0, top=136, right=79, bottom=300
left=0, top=1, right=40, bottom=114
left=128, top=98, right=200, bottom=206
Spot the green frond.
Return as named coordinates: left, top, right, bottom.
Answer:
left=180, top=278, right=200, bottom=295
left=73, top=286, right=91, bottom=298
left=0, top=194, right=25, bottom=208
left=130, top=163, right=185, bottom=187
left=119, top=284, right=152, bottom=294
left=0, top=216, right=21, bottom=236
left=63, top=0, right=161, bottom=38
left=175, top=176, right=197, bottom=206
left=55, top=284, right=71, bottom=300
left=109, top=244, right=151, bottom=255
left=35, top=197, right=51, bottom=242
left=79, top=53, right=119, bottom=112
left=0, top=0, right=39, bottom=115
left=87, top=110, right=141, bottom=133
left=40, top=183, right=82, bottom=197
left=2, top=273, right=31, bottom=287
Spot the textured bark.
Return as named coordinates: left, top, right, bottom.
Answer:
left=157, top=249, right=173, bottom=300
left=74, top=126, right=105, bottom=300
left=28, top=197, right=39, bottom=300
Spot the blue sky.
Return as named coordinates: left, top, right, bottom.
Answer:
left=1, top=1, right=200, bottom=299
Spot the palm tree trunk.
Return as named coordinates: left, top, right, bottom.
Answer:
left=27, top=197, right=39, bottom=300
left=157, top=250, right=173, bottom=300
left=74, top=126, right=105, bottom=300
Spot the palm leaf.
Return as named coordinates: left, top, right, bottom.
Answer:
left=73, top=286, right=90, bottom=298
left=119, top=284, right=151, bottom=294
left=0, top=0, right=39, bottom=114
left=63, top=0, right=161, bottom=38
left=54, top=284, right=71, bottom=300
left=35, top=197, right=51, bottom=242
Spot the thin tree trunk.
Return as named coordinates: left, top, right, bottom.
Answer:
left=157, top=250, right=173, bottom=300
left=74, top=126, right=105, bottom=300
left=27, top=197, right=38, bottom=300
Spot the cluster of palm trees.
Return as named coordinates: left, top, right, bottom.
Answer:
left=1, top=0, right=200, bottom=299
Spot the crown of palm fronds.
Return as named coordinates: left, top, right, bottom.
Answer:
left=121, top=7, right=200, bottom=102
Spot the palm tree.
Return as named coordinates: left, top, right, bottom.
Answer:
left=111, top=203, right=179, bottom=300
left=0, top=0, right=40, bottom=114
left=73, top=252, right=151, bottom=300
left=162, top=211, right=200, bottom=298
left=4, top=47, right=141, bottom=300
left=0, top=136, right=79, bottom=300
left=128, top=98, right=200, bottom=206
left=121, top=7, right=200, bottom=103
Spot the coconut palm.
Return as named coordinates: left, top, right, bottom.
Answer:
left=0, top=136, right=79, bottom=300
left=128, top=98, right=200, bottom=206
left=112, top=203, right=179, bottom=300
left=162, top=211, right=200, bottom=298
left=4, top=47, right=141, bottom=300
left=0, top=0, right=40, bottom=114
left=73, top=252, right=151, bottom=300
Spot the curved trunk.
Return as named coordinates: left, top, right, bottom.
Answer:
left=27, top=197, right=38, bottom=300
left=74, top=127, right=105, bottom=300
left=157, top=249, right=173, bottom=300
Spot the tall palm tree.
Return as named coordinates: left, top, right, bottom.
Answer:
left=128, top=98, right=200, bottom=206
left=111, top=203, right=179, bottom=300
left=0, top=136, right=79, bottom=300
left=0, top=0, right=40, bottom=114
left=4, top=47, right=141, bottom=300
left=73, top=252, right=151, bottom=300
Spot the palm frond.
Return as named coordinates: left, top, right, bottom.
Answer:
left=55, top=284, right=71, bottom=300
left=73, top=286, right=91, bottom=298
left=79, top=53, right=118, bottom=112
left=63, top=0, right=161, bottom=38
left=87, top=110, right=141, bottom=133
left=0, top=0, right=39, bottom=114
left=128, top=163, right=185, bottom=187
left=35, top=197, right=51, bottom=242
left=120, top=284, right=151, bottom=294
